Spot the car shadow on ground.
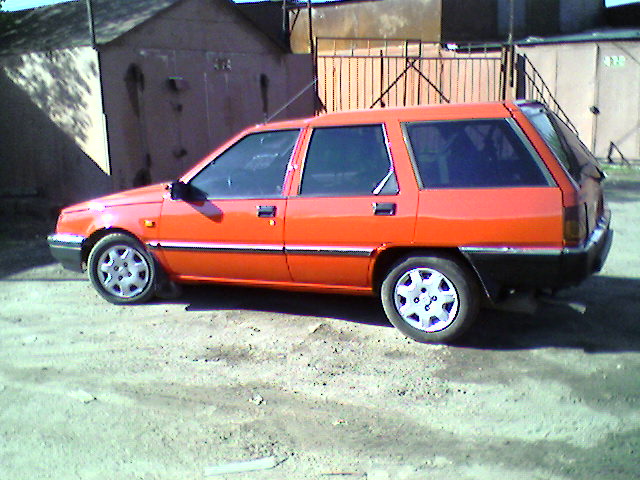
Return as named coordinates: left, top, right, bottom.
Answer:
left=0, top=214, right=56, bottom=279
left=0, top=239, right=55, bottom=279
left=174, top=274, right=640, bottom=353
left=175, top=285, right=393, bottom=328
left=447, top=275, right=640, bottom=353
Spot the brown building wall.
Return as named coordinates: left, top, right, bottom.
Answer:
left=290, top=0, right=442, bottom=53
left=291, top=0, right=606, bottom=51
left=102, top=0, right=314, bottom=190
left=1, top=0, right=314, bottom=207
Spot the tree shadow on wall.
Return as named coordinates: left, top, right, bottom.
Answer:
left=0, top=63, right=111, bottom=208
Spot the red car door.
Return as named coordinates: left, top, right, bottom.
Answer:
left=153, top=129, right=300, bottom=284
left=284, top=123, right=417, bottom=290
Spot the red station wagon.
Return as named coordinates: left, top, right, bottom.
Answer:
left=48, top=101, right=612, bottom=343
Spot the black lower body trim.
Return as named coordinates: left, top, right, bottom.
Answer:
left=48, top=235, right=84, bottom=273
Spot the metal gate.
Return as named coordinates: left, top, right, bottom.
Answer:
left=315, top=38, right=506, bottom=113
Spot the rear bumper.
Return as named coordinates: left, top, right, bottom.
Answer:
left=460, top=209, right=613, bottom=298
left=561, top=209, right=613, bottom=283
left=47, top=233, right=85, bottom=273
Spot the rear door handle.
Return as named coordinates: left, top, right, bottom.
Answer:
left=257, top=205, right=277, bottom=218
left=373, top=202, right=396, bottom=216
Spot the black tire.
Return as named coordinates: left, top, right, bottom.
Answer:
left=87, top=233, right=157, bottom=304
left=381, top=255, right=480, bottom=343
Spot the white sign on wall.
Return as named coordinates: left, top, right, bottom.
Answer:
left=603, top=56, right=626, bottom=68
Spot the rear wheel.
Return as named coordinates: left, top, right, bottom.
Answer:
left=88, top=233, right=157, bottom=304
left=381, top=255, right=479, bottom=343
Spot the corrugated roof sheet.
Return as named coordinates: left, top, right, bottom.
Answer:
left=518, top=28, right=640, bottom=46
left=0, top=0, right=183, bottom=56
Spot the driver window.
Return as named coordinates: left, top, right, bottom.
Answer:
left=189, top=129, right=300, bottom=198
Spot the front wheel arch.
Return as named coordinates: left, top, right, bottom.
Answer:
left=87, top=232, right=158, bottom=304
left=82, top=228, right=138, bottom=267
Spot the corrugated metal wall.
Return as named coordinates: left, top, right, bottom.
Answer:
left=519, top=41, right=640, bottom=162
left=316, top=40, right=504, bottom=112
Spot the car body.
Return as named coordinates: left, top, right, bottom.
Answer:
left=48, top=101, right=612, bottom=343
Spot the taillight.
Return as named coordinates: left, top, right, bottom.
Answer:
left=563, top=204, right=587, bottom=247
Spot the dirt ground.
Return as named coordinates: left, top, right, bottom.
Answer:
left=1, top=168, right=639, bottom=480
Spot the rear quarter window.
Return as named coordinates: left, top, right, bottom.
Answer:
left=403, top=119, right=552, bottom=189
left=521, top=105, right=601, bottom=184
left=520, top=106, right=581, bottom=182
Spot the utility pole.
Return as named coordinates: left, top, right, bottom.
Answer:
left=502, top=0, right=516, bottom=100
left=281, top=0, right=287, bottom=36
left=508, top=0, right=514, bottom=47
left=86, top=0, right=96, bottom=48
left=307, top=0, right=314, bottom=53
left=307, top=0, right=318, bottom=113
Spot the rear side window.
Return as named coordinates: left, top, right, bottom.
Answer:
left=520, top=106, right=581, bottom=181
left=404, top=119, right=551, bottom=189
left=299, top=125, right=398, bottom=196
left=521, top=105, right=600, bottom=183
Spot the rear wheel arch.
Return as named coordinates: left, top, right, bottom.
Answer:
left=372, top=247, right=487, bottom=298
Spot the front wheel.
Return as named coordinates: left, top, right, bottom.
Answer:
left=87, top=233, right=157, bottom=304
left=381, top=255, right=480, bottom=343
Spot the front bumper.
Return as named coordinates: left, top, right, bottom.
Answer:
left=461, top=209, right=613, bottom=298
left=47, top=233, right=85, bottom=273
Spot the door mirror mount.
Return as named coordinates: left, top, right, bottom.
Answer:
left=169, top=181, right=192, bottom=201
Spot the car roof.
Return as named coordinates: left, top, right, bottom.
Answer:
left=252, top=101, right=517, bottom=132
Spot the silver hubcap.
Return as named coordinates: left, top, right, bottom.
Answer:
left=393, top=267, right=459, bottom=332
left=96, top=245, right=150, bottom=298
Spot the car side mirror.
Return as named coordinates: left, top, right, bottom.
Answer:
left=169, top=181, right=192, bottom=200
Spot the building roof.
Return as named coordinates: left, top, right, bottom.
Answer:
left=0, top=0, right=182, bottom=55
left=517, top=28, right=640, bottom=46
left=0, top=0, right=288, bottom=56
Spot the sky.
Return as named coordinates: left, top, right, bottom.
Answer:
left=1, top=0, right=343, bottom=12
left=2, top=0, right=73, bottom=10
left=1, top=0, right=638, bottom=11
left=0, top=0, right=260, bottom=11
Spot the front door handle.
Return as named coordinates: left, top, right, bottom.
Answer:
left=373, top=202, right=396, bottom=216
left=257, top=205, right=277, bottom=218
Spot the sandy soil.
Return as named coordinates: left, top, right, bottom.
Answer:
left=1, top=168, right=639, bottom=480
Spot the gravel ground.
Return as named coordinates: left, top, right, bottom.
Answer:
left=1, top=167, right=639, bottom=480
